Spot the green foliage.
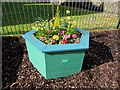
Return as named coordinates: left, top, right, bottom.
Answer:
left=33, top=6, right=81, bottom=45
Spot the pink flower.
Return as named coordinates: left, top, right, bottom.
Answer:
left=49, top=38, right=53, bottom=41
left=60, top=30, right=67, bottom=35
left=52, top=40, right=56, bottom=44
left=49, top=38, right=56, bottom=44
left=64, top=34, right=71, bottom=39
left=39, top=37, right=46, bottom=41
left=46, top=30, right=52, bottom=33
left=72, top=34, right=77, bottom=38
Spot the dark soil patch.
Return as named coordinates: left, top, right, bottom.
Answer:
left=2, top=37, right=24, bottom=89
left=2, top=30, right=120, bottom=89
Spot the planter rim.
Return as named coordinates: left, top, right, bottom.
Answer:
left=22, top=28, right=90, bottom=53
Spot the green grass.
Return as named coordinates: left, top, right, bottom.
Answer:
left=73, top=13, right=118, bottom=31
left=2, top=23, right=35, bottom=35
left=2, top=2, right=118, bottom=35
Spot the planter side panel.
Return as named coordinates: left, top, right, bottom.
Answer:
left=26, top=40, right=46, bottom=78
left=45, top=50, right=85, bottom=79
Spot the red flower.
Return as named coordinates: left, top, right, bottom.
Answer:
left=46, top=30, right=52, bottom=33
left=62, top=39, right=69, bottom=44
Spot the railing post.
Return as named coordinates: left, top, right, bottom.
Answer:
left=116, top=17, right=120, bottom=29
left=51, top=1, right=54, bottom=17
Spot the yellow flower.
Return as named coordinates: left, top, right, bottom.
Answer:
left=71, top=25, right=74, bottom=28
left=35, top=27, right=40, bottom=31
left=40, top=28, right=44, bottom=30
left=52, top=35, right=59, bottom=40
left=50, top=22, right=53, bottom=26
left=53, top=17, right=55, bottom=20
left=42, top=34, right=44, bottom=36
left=66, top=10, right=70, bottom=14
left=66, top=16, right=71, bottom=21
left=73, top=21, right=77, bottom=26
left=32, top=27, right=35, bottom=29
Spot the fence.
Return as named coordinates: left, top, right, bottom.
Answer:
left=1, top=1, right=119, bottom=35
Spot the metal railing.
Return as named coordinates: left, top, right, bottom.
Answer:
left=1, top=1, right=119, bottom=35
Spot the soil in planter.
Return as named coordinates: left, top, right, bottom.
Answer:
left=2, top=30, right=120, bottom=89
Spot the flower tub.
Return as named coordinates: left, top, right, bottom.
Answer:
left=22, top=28, right=89, bottom=79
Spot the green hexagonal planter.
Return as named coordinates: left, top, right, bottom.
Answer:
left=22, top=28, right=90, bottom=79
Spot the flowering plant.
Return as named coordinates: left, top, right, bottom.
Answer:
left=32, top=5, right=81, bottom=45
